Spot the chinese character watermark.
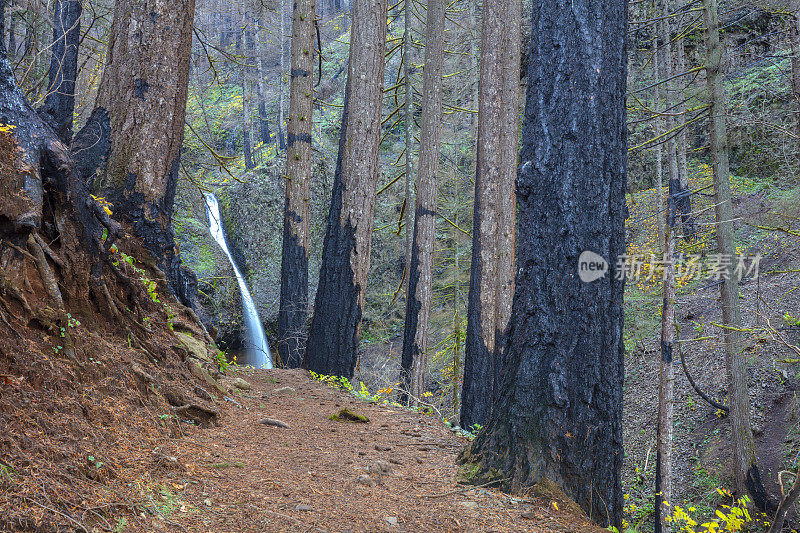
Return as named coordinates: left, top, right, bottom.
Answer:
left=578, top=252, right=761, bottom=283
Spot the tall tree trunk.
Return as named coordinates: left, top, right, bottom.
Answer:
left=255, top=16, right=274, bottom=147
left=655, top=182, right=676, bottom=533
left=94, top=0, right=197, bottom=306
left=460, top=0, right=628, bottom=528
left=0, top=1, right=6, bottom=57
left=401, top=0, right=445, bottom=402
left=304, top=0, right=387, bottom=378
left=278, top=0, right=287, bottom=152
left=7, top=8, right=16, bottom=60
left=41, top=0, right=81, bottom=144
left=655, top=9, right=677, bottom=533
left=401, top=0, right=414, bottom=297
left=675, top=33, right=692, bottom=237
left=241, top=13, right=254, bottom=171
left=791, top=10, right=800, bottom=166
left=493, top=0, right=521, bottom=394
left=461, top=0, right=504, bottom=430
left=653, top=11, right=665, bottom=251
left=279, top=0, right=315, bottom=368
left=460, top=0, right=520, bottom=430
left=703, top=0, right=771, bottom=512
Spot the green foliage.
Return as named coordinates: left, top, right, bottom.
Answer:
left=328, top=407, right=369, bottom=423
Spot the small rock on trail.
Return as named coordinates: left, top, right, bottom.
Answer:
left=259, top=418, right=291, bottom=428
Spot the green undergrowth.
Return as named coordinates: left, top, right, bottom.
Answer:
left=308, top=371, right=476, bottom=439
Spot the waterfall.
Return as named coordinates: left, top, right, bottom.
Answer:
left=204, top=193, right=273, bottom=369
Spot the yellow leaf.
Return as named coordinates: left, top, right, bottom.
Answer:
left=103, top=206, right=113, bottom=216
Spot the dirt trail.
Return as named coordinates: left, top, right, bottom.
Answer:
left=152, top=369, right=601, bottom=532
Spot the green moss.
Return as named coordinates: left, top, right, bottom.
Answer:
left=328, top=407, right=369, bottom=423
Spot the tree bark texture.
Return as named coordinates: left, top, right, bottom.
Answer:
left=94, top=0, right=197, bottom=306
left=791, top=10, right=800, bottom=166
left=461, top=0, right=628, bottom=528
left=460, top=0, right=520, bottom=430
left=304, top=0, right=387, bottom=378
left=494, top=0, right=521, bottom=397
left=401, top=0, right=445, bottom=402
left=279, top=0, right=315, bottom=368
left=42, top=0, right=81, bottom=145
left=703, top=0, right=771, bottom=512
left=655, top=191, right=676, bottom=533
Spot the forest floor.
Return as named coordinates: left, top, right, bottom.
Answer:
left=140, top=369, right=604, bottom=533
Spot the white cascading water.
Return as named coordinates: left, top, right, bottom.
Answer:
left=204, top=193, right=273, bottom=369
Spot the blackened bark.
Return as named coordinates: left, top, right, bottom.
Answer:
left=461, top=0, right=505, bottom=431
left=42, top=0, right=81, bottom=144
left=304, top=90, right=360, bottom=376
left=279, top=0, right=315, bottom=368
left=305, top=0, right=387, bottom=378
left=400, top=0, right=446, bottom=402
left=94, top=0, right=197, bottom=308
left=460, top=0, right=628, bottom=529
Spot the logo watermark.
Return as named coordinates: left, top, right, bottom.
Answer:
left=578, top=252, right=761, bottom=283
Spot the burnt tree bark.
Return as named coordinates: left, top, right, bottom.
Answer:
left=400, top=0, right=445, bottom=402
left=279, top=0, right=315, bottom=368
left=460, top=0, right=521, bottom=430
left=459, top=0, right=628, bottom=529
left=41, top=0, right=81, bottom=144
left=93, top=0, right=197, bottom=307
left=304, top=0, right=387, bottom=378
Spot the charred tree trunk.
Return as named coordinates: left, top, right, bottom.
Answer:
left=460, top=0, right=520, bottom=430
left=304, top=0, right=387, bottom=378
left=94, top=0, right=197, bottom=307
left=278, top=0, right=315, bottom=368
left=41, top=0, right=81, bottom=145
left=400, top=0, right=445, bottom=402
left=460, top=0, right=628, bottom=529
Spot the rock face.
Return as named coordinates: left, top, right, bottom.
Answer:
left=175, top=160, right=330, bottom=356
left=226, top=162, right=330, bottom=325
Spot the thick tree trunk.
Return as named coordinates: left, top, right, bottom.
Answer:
left=460, top=0, right=628, bottom=529
left=304, top=0, right=387, bottom=378
left=703, top=0, right=771, bottom=512
left=41, top=0, right=81, bottom=144
left=460, top=0, right=520, bottom=430
left=279, top=0, right=315, bottom=368
left=401, top=0, right=445, bottom=402
left=94, top=0, right=197, bottom=307
left=461, top=0, right=504, bottom=430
